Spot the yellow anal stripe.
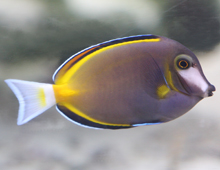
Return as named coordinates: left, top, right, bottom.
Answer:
left=38, top=88, right=46, bottom=107
left=57, top=38, right=160, bottom=84
left=61, top=102, right=131, bottom=127
left=157, top=84, right=170, bottom=99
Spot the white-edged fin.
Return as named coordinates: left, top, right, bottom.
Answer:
left=132, top=122, right=162, bottom=127
left=5, top=79, right=56, bottom=125
left=55, top=106, right=102, bottom=130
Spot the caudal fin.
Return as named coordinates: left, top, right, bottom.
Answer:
left=5, top=79, right=56, bottom=125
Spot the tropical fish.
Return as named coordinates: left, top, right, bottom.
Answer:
left=5, top=35, right=215, bottom=129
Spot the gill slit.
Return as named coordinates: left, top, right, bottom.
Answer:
left=147, top=51, right=171, bottom=90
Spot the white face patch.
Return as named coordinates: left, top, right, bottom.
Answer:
left=178, top=67, right=209, bottom=94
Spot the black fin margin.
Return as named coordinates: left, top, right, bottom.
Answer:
left=56, top=104, right=132, bottom=130
left=99, top=34, right=159, bottom=48
left=64, top=35, right=160, bottom=70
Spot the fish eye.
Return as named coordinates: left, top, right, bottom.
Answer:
left=177, top=59, right=190, bottom=69
left=175, top=54, right=192, bottom=70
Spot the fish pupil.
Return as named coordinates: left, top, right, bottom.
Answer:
left=178, top=59, right=189, bottom=69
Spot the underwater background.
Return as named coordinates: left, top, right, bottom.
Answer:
left=0, top=0, right=220, bottom=169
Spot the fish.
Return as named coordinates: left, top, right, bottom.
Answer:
left=5, top=34, right=215, bottom=129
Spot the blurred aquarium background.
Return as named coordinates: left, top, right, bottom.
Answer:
left=0, top=0, right=220, bottom=169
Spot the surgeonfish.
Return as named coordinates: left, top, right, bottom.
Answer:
left=5, top=35, right=215, bottom=129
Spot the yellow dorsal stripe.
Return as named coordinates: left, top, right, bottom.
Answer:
left=61, top=102, right=131, bottom=127
left=56, top=38, right=160, bottom=84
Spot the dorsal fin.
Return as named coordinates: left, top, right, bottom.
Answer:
left=52, top=35, right=160, bottom=84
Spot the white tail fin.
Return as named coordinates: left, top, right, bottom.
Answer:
left=5, top=79, right=56, bottom=125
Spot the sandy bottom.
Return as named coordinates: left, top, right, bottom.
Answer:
left=1, top=46, right=220, bottom=170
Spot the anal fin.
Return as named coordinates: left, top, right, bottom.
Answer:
left=56, top=104, right=131, bottom=129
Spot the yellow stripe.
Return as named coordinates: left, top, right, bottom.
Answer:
left=56, top=38, right=160, bottom=84
left=165, top=63, right=179, bottom=92
left=38, top=88, right=46, bottom=107
left=157, top=84, right=170, bottom=99
left=53, top=84, right=81, bottom=103
left=61, top=102, right=131, bottom=127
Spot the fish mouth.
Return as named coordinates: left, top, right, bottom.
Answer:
left=206, top=84, right=215, bottom=97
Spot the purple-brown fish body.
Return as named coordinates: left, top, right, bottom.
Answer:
left=5, top=35, right=215, bottom=129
